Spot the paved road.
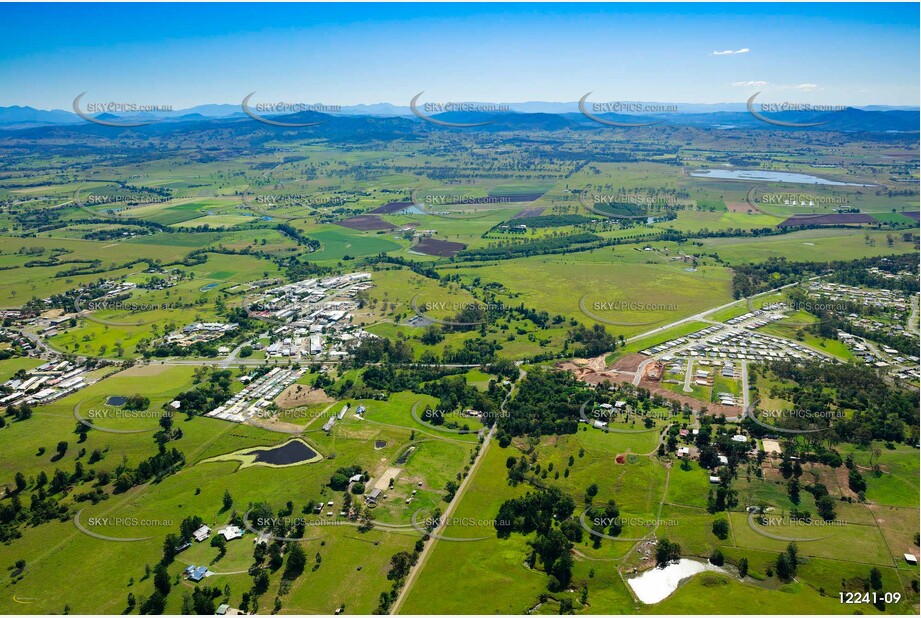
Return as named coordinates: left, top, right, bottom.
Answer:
left=682, top=358, right=693, bottom=392
left=389, top=427, right=495, bottom=614
left=621, top=281, right=803, bottom=345
left=908, top=294, right=920, bottom=336
left=389, top=366, right=523, bottom=615
left=741, top=360, right=750, bottom=411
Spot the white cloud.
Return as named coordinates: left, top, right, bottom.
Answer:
left=794, top=83, right=820, bottom=91
left=712, top=48, right=750, bottom=56
left=732, top=81, right=769, bottom=88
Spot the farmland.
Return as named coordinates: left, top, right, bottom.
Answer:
left=0, top=54, right=917, bottom=617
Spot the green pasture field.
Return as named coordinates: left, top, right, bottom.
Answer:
left=646, top=571, right=877, bottom=615
left=0, top=356, right=44, bottom=382
left=399, top=442, right=549, bottom=614
left=729, top=511, right=892, bottom=566
left=403, top=426, right=674, bottom=614
left=0, top=373, right=474, bottom=615
left=358, top=266, right=572, bottom=361
left=698, top=229, right=918, bottom=264
left=303, top=225, right=403, bottom=261
left=444, top=255, right=734, bottom=339
left=665, top=460, right=715, bottom=510
left=840, top=443, right=920, bottom=508
left=42, top=252, right=280, bottom=358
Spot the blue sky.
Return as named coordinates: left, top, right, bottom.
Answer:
left=3, top=3, right=918, bottom=109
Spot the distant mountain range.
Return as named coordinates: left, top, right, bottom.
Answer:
left=0, top=101, right=917, bottom=133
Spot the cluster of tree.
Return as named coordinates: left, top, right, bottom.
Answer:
left=345, top=336, right=414, bottom=368
left=0, top=486, right=68, bottom=543
left=495, top=368, right=587, bottom=440
left=329, top=465, right=365, bottom=491
left=774, top=542, right=799, bottom=582
left=441, top=337, right=502, bottom=365
left=763, top=360, right=918, bottom=445
left=4, top=403, right=33, bottom=422
left=275, top=223, right=321, bottom=251
left=180, top=586, right=224, bottom=615
left=171, top=370, right=234, bottom=417
left=565, top=323, right=619, bottom=357
left=585, top=500, right=622, bottom=547
left=825, top=253, right=917, bottom=293
left=706, top=468, right=739, bottom=513
left=363, top=256, right=441, bottom=282
left=113, top=448, right=185, bottom=493
left=419, top=375, right=503, bottom=427
left=495, top=487, right=577, bottom=591
left=123, top=394, right=151, bottom=411
left=82, top=226, right=150, bottom=241
left=731, top=253, right=917, bottom=300
left=456, top=232, right=603, bottom=261
left=361, top=364, right=468, bottom=394
left=655, top=538, right=681, bottom=567
left=487, top=358, right=520, bottom=381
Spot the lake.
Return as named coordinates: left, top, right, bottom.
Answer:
left=690, top=169, right=874, bottom=186
left=627, top=558, right=727, bottom=604
left=244, top=438, right=319, bottom=465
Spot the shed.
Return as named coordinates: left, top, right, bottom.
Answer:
left=192, top=524, right=211, bottom=542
